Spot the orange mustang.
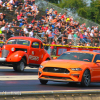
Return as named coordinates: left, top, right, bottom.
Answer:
left=38, top=51, right=100, bottom=87
left=0, top=37, right=51, bottom=72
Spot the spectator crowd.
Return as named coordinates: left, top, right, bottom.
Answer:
left=0, top=0, right=99, bottom=48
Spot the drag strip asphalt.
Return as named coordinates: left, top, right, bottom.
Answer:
left=0, top=67, right=100, bottom=92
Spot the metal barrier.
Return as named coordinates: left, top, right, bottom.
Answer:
left=43, top=44, right=100, bottom=57
left=1, top=90, right=100, bottom=100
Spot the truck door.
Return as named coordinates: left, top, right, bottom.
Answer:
left=29, top=41, right=41, bottom=65
left=36, top=43, right=44, bottom=64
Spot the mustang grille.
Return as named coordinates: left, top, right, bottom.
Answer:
left=43, top=67, right=70, bottom=73
left=42, top=75, right=71, bottom=80
left=2, top=49, right=9, bottom=58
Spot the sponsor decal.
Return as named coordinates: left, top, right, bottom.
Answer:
left=57, top=47, right=100, bottom=56
left=70, top=49, right=78, bottom=51
left=41, top=54, right=43, bottom=58
left=14, top=54, right=18, bottom=57
left=29, top=55, right=39, bottom=61
left=81, top=50, right=89, bottom=51
left=93, top=50, right=100, bottom=53
left=32, top=51, right=34, bottom=55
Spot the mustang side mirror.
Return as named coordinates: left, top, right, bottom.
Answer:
left=53, top=57, right=57, bottom=59
left=52, top=56, right=59, bottom=59
left=96, top=60, right=100, bottom=63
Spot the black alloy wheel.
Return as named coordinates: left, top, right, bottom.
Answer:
left=81, top=69, right=91, bottom=87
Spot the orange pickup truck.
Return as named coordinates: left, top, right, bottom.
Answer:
left=0, top=36, right=51, bottom=72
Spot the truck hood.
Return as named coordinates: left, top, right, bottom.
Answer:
left=42, top=59, right=91, bottom=69
left=2, top=44, right=29, bottom=50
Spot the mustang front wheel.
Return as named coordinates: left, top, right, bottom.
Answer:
left=39, top=79, right=48, bottom=84
left=81, top=69, right=91, bottom=87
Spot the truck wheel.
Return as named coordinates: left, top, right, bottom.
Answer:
left=39, top=79, right=48, bottom=84
left=13, top=59, right=25, bottom=72
left=17, top=59, right=25, bottom=72
left=13, top=66, right=18, bottom=72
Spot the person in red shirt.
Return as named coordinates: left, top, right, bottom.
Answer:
left=50, top=39, right=56, bottom=55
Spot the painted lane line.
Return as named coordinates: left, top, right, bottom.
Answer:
left=0, top=75, right=38, bottom=80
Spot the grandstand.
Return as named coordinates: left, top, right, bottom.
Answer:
left=0, top=0, right=99, bottom=48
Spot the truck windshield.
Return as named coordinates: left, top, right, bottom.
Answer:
left=7, top=39, right=30, bottom=46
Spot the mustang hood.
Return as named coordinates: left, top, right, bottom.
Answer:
left=42, top=59, right=90, bottom=68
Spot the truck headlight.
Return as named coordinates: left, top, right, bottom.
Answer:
left=11, top=47, right=15, bottom=52
left=71, top=68, right=82, bottom=71
left=39, top=65, right=44, bottom=68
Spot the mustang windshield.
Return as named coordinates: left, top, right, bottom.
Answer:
left=57, top=52, right=93, bottom=62
left=7, top=39, right=30, bottom=46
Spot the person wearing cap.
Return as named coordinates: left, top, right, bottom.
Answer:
left=45, top=7, right=49, bottom=17
left=52, top=8, right=56, bottom=18
left=48, top=7, right=53, bottom=15
left=41, top=30, right=47, bottom=42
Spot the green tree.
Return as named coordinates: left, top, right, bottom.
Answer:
left=56, top=0, right=100, bottom=24
left=47, top=0, right=61, bottom=4
left=57, top=0, right=87, bottom=11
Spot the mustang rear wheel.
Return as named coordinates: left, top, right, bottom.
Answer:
left=81, top=69, right=91, bottom=87
left=39, top=79, right=48, bottom=84
left=13, top=59, right=25, bottom=72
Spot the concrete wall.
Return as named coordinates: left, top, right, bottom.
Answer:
left=0, top=90, right=100, bottom=100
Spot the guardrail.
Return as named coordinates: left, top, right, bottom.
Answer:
left=0, top=90, right=100, bottom=100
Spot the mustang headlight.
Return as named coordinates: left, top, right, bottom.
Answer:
left=39, top=65, right=44, bottom=68
left=71, top=68, right=82, bottom=71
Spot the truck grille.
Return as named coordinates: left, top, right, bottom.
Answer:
left=43, top=67, right=70, bottom=73
left=2, top=49, right=9, bottom=58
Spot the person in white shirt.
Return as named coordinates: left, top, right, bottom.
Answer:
left=0, top=0, right=2, bottom=4
left=24, top=27, right=28, bottom=35
left=29, top=29, right=34, bottom=37
left=90, top=31, right=94, bottom=37
left=0, top=0, right=2, bottom=8
left=46, top=27, right=51, bottom=35
left=1, top=25, right=9, bottom=31
left=68, top=32, right=73, bottom=43
left=9, top=0, right=13, bottom=4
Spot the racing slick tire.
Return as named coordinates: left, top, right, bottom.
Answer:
left=13, top=66, right=18, bottom=72
left=13, top=58, right=25, bottom=72
left=39, top=79, right=48, bottom=85
left=81, top=69, right=91, bottom=87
